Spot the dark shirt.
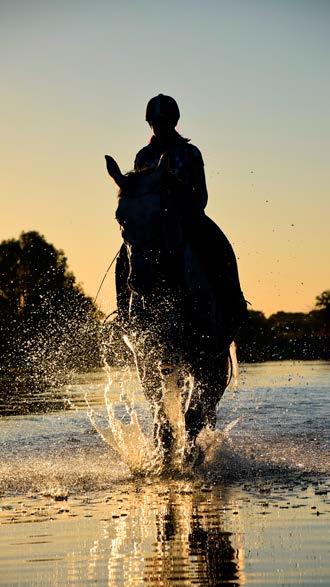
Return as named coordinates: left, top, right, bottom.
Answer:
left=134, top=132, right=208, bottom=212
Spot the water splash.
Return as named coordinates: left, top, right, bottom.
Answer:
left=85, top=325, right=239, bottom=476
left=85, top=355, right=241, bottom=477
left=87, top=366, right=161, bottom=475
left=0, top=308, right=102, bottom=416
left=195, top=417, right=241, bottom=465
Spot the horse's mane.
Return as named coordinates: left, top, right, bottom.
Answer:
left=117, top=168, right=154, bottom=199
left=118, top=167, right=183, bottom=200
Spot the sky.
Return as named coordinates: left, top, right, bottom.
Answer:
left=1, top=0, right=329, bottom=316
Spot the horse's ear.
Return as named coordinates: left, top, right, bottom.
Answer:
left=105, top=155, right=126, bottom=188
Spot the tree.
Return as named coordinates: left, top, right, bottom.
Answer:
left=315, top=290, right=330, bottom=310
left=314, top=289, right=330, bottom=335
left=0, top=231, right=103, bottom=377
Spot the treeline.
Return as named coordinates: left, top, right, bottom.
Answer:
left=0, top=231, right=102, bottom=385
left=236, top=293, right=330, bottom=362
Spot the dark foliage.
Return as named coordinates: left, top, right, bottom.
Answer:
left=236, top=293, right=330, bottom=362
left=0, top=231, right=103, bottom=383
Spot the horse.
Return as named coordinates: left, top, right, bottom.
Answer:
left=105, top=154, right=233, bottom=467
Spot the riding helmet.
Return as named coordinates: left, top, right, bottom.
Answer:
left=146, top=94, right=180, bottom=125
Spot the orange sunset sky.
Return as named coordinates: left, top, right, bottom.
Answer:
left=1, top=1, right=329, bottom=316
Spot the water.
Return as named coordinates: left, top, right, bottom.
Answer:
left=0, top=361, right=329, bottom=585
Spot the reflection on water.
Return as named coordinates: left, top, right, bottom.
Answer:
left=86, top=481, right=243, bottom=587
left=1, top=479, right=329, bottom=586
left=0, top=481, right=244, bottom=586
left=141, top=483, right=241, bottom=586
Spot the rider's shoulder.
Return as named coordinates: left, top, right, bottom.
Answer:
left=186, top=143, right=204, bottom=164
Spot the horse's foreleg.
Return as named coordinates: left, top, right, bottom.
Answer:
left=158, top=365, right=188, bottom=467
left=186, top=353, right=230, bottom=442
left=133, top=344, right=176, bottom=459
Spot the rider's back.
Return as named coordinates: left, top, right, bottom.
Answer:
left=135, top=132, right=208, bottom=214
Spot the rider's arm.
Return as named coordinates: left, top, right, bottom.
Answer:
left=189, top=146, right=208, bottom=211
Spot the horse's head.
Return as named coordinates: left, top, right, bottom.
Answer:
left=106, top=155, right=184, bottom=296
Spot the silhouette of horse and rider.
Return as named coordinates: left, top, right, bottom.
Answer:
left=105, top=94, right=247, bottom=465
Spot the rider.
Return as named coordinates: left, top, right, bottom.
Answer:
left=116, top=94, right=248, bottom=336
